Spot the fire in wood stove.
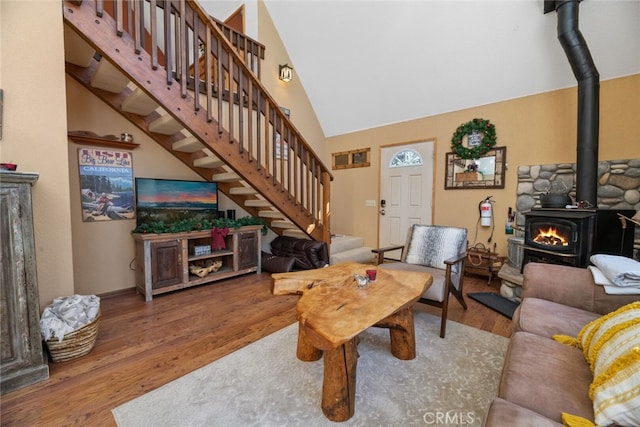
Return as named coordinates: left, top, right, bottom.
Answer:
left=533, top=226, right=569, bottom=247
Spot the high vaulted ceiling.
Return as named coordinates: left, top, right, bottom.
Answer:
left=204, top=1, right=640, bottom=138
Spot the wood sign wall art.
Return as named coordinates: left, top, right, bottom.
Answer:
left=78, top=148, right=135, bottom=222
left=332, top=148, right=371, bottom=170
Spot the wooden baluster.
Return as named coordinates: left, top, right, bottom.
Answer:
left=238, top=68, right=244, bottom=154
left=228, top=56, right=234, bottom=143
left=247, top=79, right=253, bottom=161
left=255, top=88, right=261, bottom=170
left=317, top=162, right=322, bottom=222
left=282, top=127, right=292, bottom=200
left=192, top=11, right=200, bottom=111
left=271, top=110, right=278, bottom=185
left=205, top=26, right=213, bottom=122
left=149, top=0, right=158, bottom=69
left=96, top=0, right=104, bottom=17
left=179, top=1, right=187, bottom=98
left=276, top=114, right=284, bottom=183
left=307, top=152, right=312, bottom=213
left=114, top=0, right=124, bottom=37
left=300, top=143, right=305, bottom=209
left=291, top=136, right=300, bottom=202
left=264, top=104, right=272, bottom=178
left=322, top=171, right=331, bottom=241
left=164, top=0, right=173, bottom=85
left=311, top=161, right=317, bottom=221
left=217, top=38, right=223, bottom=135
left=126, top=0, right=133, bottom=39
left=132, top=0, right=141, bottom=54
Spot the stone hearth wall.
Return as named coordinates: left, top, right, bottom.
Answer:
left=516, top=158, right=640, bottom=258
left=500, top=158, right=640, bottom=302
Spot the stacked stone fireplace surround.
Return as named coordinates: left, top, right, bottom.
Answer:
left=498, top=158, right=640, bottom=302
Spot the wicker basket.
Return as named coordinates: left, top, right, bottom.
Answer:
left=45, top=309, right=101, bottom=363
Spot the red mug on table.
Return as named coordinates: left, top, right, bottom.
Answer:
left=365, top=269, right=377, bottom=282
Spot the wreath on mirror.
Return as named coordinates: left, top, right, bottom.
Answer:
left=451, top=118, right=497, bottom=159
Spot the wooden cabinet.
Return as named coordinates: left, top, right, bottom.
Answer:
left=150, top=239, right=182, bottom=289
left=0, top=172, right=49, bottom=394
left=133, top=225, right=262, bottom=301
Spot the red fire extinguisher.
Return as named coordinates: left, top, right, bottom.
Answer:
left=480, top=196, right=493, bottom=227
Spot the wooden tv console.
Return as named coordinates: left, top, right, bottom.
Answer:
left=132, top=225, right=262, bottom=301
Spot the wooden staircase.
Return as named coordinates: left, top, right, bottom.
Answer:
left=62, top=0, right=331, bottom=243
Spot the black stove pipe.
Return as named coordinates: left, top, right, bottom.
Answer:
left=555, top=0, right=599, bottom=206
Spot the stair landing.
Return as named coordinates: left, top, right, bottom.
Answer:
left=330, top=234, right=375, bottom=265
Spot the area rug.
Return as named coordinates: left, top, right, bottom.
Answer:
left=112, top=312, right=508, bottom=426
left=468, top=292, right=520, bottom=319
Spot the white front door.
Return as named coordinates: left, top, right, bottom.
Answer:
left=378, top=141, right=434, bottom=260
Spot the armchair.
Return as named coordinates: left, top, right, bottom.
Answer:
left=373, top=224, right=468, bottom=338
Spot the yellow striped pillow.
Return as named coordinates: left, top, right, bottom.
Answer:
left=578, top=301, right=640, bottom=368
left=577, top=302, right=640, bottom=426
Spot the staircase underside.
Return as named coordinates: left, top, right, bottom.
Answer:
left=62, top=0, right=331, bottom=243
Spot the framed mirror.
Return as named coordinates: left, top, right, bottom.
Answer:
left=445, top=146, right=506, bottom=189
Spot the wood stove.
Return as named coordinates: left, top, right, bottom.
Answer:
left=522, top=208, right=635, bottom=270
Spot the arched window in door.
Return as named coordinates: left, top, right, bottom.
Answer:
left=389, top=149, right=423, bottom=168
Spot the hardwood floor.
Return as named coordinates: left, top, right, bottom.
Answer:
left=0, top=271, right=512, bottom=426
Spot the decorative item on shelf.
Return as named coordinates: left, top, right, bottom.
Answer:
left=0, top=162, right=17, bottom=171
left=451, top=118, right=497, bottom=160
left=68, top=131, right=139, bottom=149
left=189, top=260, right=223, bottom=278
left=279, top=64, right=293, bottom=82
left=211, top=227, right=229, bottom=250
left=194, top=245, right=211, bottom=256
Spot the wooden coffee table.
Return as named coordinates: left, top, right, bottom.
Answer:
left=272, top=262, right=432, bottom=421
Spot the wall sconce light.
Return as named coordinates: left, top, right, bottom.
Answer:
left=279, top=64, right=293, bottom=82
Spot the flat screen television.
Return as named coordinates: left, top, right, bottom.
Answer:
left=135, top=178, right=218, bottom=227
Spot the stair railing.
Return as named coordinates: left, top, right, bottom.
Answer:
left=69, top=0, right=332, bottom=242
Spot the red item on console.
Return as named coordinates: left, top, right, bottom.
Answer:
left=211, top=227, right=229, bottom=250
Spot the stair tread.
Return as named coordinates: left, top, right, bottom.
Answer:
left=229, top=187, right=258, bottom=195
left=193, top=156, right=223, bottom=168
left=91, top=59, right=129, bottom=93
left=258, top=210, right=284, bottom=218
left=64, top=25, right=95, bottom=67
left=270, top=220, right=297, bottom=229
left=148, top=114, right=184, bottom=135
left=245, top=199, right=272, bottom=207
left=330, top=235, right=365, bottom=253
left=172, top=136, right=203, bottom=153
left=330, top=247, right=375, bottom=265
left=121, top=88, right=159, bottom=115
left=211, top=172, right=240, bottom=182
